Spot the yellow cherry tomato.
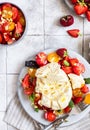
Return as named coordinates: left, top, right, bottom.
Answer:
left=8, top=22, right=15, bottom=31
left=2, top=8, right=12, bottom=19
left=73, top=88, right=83, bottom=97
left=84, top=93, right=90, bottom=104
left=28, top=68, right=36, bottom=78
left=47, top=52, right=60, bottom=63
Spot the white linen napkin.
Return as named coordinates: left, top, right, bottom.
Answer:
left=4, top=94, right=90, bottom=130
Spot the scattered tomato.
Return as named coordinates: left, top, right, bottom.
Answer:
left=60, top=15, right=74, bottom=27
left=44, top=111, right=56, bottom=122
left=36, top=52, right=47, bottom=66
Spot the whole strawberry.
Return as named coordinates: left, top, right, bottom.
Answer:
left=60, top=15, right=74, bottom=27
left=56, top=48, right=68, bottom=58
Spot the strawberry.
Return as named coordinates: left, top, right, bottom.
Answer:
left=60, top=15, right=74, bottom=27
left=67, top=29, right=80, bottom=38
left=0, top=33, right=2, bottom=43
left=86, top=10, right=90, bottom=21
left=74, top=3, right=88, bottom=15
left=71, top=0, right=78, bottom=4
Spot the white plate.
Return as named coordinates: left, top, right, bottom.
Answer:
left=64, top=0, right=85, bottom=18
left=17, top=48, right=90, bottom=127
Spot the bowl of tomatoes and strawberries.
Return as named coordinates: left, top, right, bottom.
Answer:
left=65, top=0, right=90, bottom=21
left=0, top=2, right=26, bottom=45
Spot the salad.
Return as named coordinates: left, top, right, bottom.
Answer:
left=21, top=48, right=90, bottom=122
left=0, top=3, right=26, bottom=45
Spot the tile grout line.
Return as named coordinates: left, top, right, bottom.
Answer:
left=82, top=17, right=85, bottom=57
left=43, top=0, right=45, bottom=49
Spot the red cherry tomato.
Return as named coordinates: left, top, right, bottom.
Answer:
left=24, top=86, right=34, bottom=95
left=0, top=33, right=2, bottom=43
left=72, top=63, right=85, bottom=75
left=69, top=58, right=79, bottom=66
left=81, top=85, right=89, bottom=93
left=73, top=97, right=83, bottom=104
left=12, top=6, right=18, bottom=20
left=61, top=66, right=73, bottom=74
left=15, top=22, right=23, bottom=34
left=64, top=106, right=71, bottom=113
left=36, top=52, right=47, bottom=66
left=44, top=111, right=56, bottom=122
left=22, top=74, right=30, bottom=89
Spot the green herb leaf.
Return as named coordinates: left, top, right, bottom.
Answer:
left=63, top=60, right=70, bottom=66
left=34, top=108, right=39, bottom=112
left=69, top=100, right=74, bottom=108
left=57, top=110, right=61, bottom=113
left=29, top=93, right=35, bottom=102
left=84, top=78, right=90, bottom=84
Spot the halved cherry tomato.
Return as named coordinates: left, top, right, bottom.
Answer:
left=22, top=74, right=30, bottom=89
left=0, top=33, right=2, bottom=43
left=61, top=66, right=73, bottom=74
left=73, top=88, right=83, bottom=97
left=69, top=58, right=79, bottom=66
left=15, top=22, right=23, bottom=34
left=12, top=6, right=18, bottom=20
left=24, top=86, right=34, bottom=95
left=44, top=111, right=56, bottom=122
left=47, top=52, right=60, bottom=63
left=64, top=106, right=72, bottom=113
left=73, top=97, right=83, bottom=104
left=36, top=52, right=47, bottom=66
left=81, top=85, right=89, bottom=93
left=2, top=4, right=12, bottom=19
left=72, top=63, right=85, bottom=75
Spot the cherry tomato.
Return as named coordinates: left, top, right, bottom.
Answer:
left=28, top=68, right=36, bottom=78
left=44, top=111, right=56, bottom=122
left=15, top=22, right=23, bottom=34
left=0, top=33, right=2, bottom=43
left=4, top=22, right=15, bottom=32
left=47, top=52, right=60, bottom=63
left=73, top=97, right=83, bottom=104
left=36, top=52, right=47, bottom=66
left=12, top=6, right=18, bottom=20
left=22, top=74, right=30, bottom=89
left=73, top=88, right=83, bottom=97
left=72, top=63, right=85, bottom=75
left=24, top=86, right=34, bottom=95
left=69, top=58, right=79, bottom=66
left=61, top=66, right=73, bottom=74
left=64, top=106, right=72, bottom=113
left=2, top=4, right=12, bottom=19
left=81, top=85, right=89, bottom=93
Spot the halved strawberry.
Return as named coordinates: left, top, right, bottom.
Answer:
left=67, top=29, right=80, bottom=38
left=74, top=3, right=88, bottom=15
left=69, top=58, right=79, bottom=66
left=86, top=10, right=90, bottom=21
left=56, top=48, right=68, bottom=58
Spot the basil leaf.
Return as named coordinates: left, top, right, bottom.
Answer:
left=69, top=100, right=74, bottom=108
left=34, top=108, right=39, bottom=112
left=29, top=93, right=35, bottom=102
left=84, top=78, right=90, bottom=84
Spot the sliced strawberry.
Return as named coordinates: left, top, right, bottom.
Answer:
left=81, top=85, right=89, bottom=93
left=67, top=29, right=80, bottom=38
left=60, top=15, right=74, bottom=27
left=73, top=97, right=83, bottom=104
left=86, top=10, right=90, bottom=21
left=56, top=48, right=68, bottom=58
left=22, top=74, right=30, bottom=89
left=74, top=3, right=88, bottom=15
left=35, top=52, right=47, bottom=66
